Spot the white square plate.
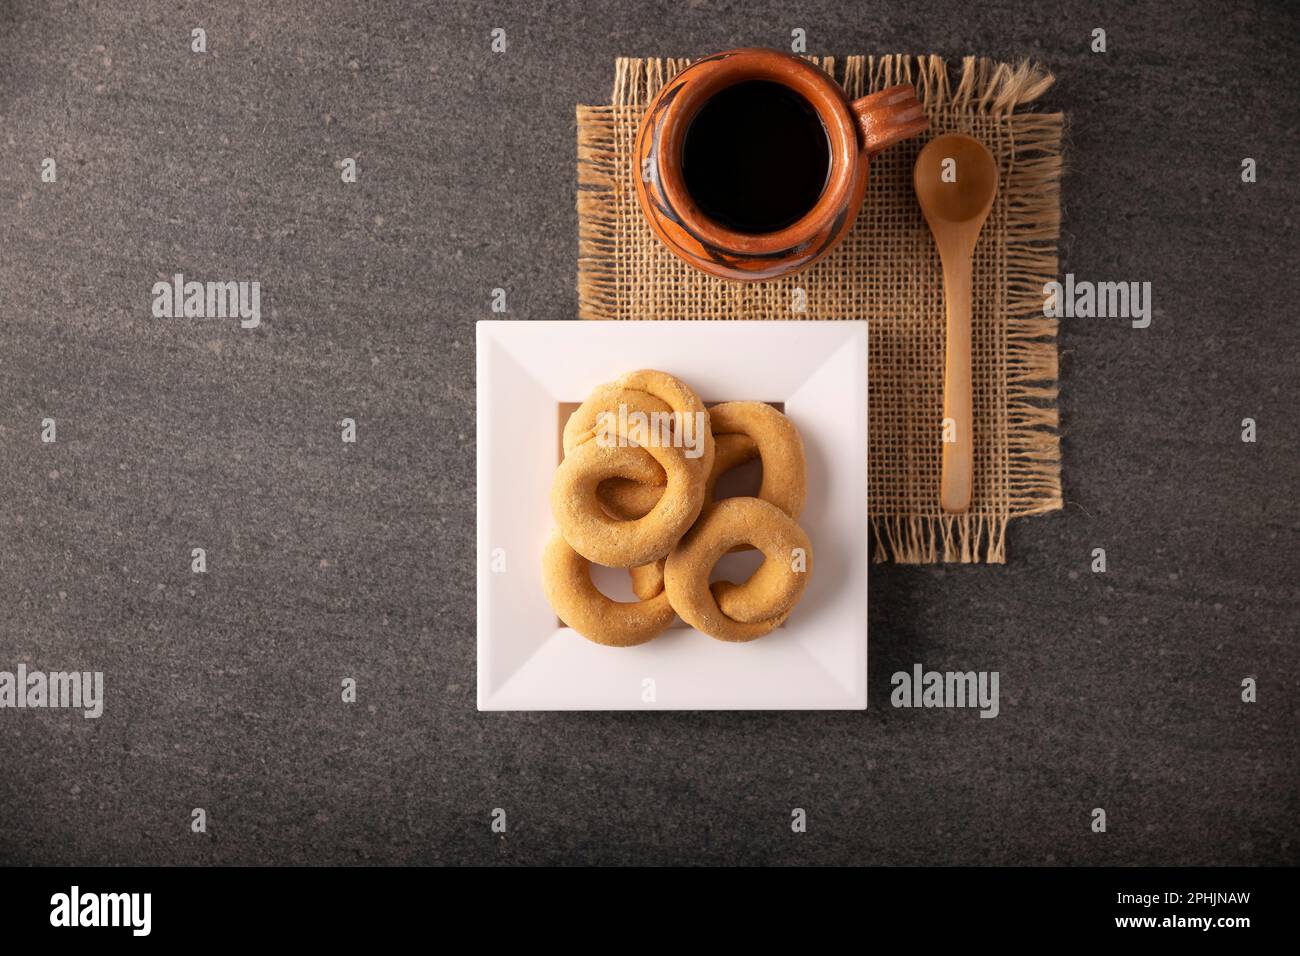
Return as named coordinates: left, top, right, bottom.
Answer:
left=477, top=320, right=867, bottom=710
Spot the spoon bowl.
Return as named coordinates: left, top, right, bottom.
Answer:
left=914, top=133, right=999, bottom=233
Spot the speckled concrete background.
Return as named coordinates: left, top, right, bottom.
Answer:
left=0, top=0, right=1296, bottom=866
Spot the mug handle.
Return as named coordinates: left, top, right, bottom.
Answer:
left=851, top=84, right=930, bottom=156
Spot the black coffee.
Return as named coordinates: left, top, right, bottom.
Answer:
left=681, top=80, right=831, bottom=234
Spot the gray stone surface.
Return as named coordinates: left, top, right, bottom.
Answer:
left=0, top=1, right=1296, bottom=866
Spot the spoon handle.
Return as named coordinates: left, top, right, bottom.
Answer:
left=940, top=253, right=973, bottom=514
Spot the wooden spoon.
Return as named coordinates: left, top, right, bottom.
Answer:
left=913, top=133, right=998, bottom=515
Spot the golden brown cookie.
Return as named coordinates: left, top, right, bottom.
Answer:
left=663, top=497, right=813, bottom=643
left=551, top=429, right=708, bottom=568
left=553, top=376, right=713, bottom=568
left=706, top=401, right=806, bottom=520
left=542, top=534, right=674, bottom=647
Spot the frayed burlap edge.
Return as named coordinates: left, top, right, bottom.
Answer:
left=577, top=55, right=1063, bottom=564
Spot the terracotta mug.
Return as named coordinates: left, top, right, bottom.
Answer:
left=634, top=48, right=929, bottom=282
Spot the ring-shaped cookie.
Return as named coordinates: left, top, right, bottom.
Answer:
left=551, top=433, right=708, bottom=568
left=663, top=497, right=813, bottom=643
left=542, top=534, right=674, bottom=647
left=707, top=401, right=806, bottom=520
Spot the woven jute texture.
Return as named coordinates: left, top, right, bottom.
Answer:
left=577, top=55, right=1063, bottom=563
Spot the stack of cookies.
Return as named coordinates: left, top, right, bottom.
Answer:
left=543, top=369, right=813, bottom=647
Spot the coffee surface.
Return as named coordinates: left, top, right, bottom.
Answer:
left=681, top=80, right=831, bottom=234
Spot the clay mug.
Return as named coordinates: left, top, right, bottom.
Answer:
left=634, top=48, right=929, bottom=282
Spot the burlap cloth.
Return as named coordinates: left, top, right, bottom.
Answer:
left=576, top=55, right=1063, bottom=563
